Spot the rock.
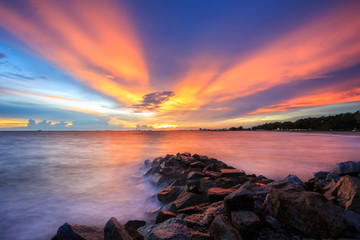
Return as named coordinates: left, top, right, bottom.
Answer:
left=333, top=175, right=360, bottom=213
left=313, top=171, right=328, bottom=180
left=104, top=217, right=132, bottom=240
left=207, top=187, right=235, bottom=202
left=173, top=191, right=207, bottom=210
left=342, top=210, right=360, bottom=239
left=156, top=210, right=177, bottom=224
left=213, top=177, right=239, bottom=189
left=187, top=171, right=206, bottom=181
left=124, top=227, right=144, bottom=240
left=264, top=215, right=281, bottom=230
left=161, top=202, right=178, bottom=214
left=183, top=201, right=224, bottom=228
left=199, top=177, right=215, bottom=193
left=269, top=183, right=347, bottom=238
left=220, top=169, right=245, bottom=178
left=231, top=210, right=260, bottom=239
left=224, top=184, right=254, bottom=217
left=150, top=173, right=167, bottom=186
left=178, top=202, right=210, bottom=215
left=57, top=222, right=103, bottom=240
left=331, top=161, right=360, bottom=176
left=157, top=186, right=184, bottom=204
left=189, top=161, right=205, bottom=169
left=124, top=220, right=146, bottom=230
left=210, top=215, right=242, bottom=240
left=282, top=174, right=305, bottom=188
left=139, top=217, right=191, bottom=240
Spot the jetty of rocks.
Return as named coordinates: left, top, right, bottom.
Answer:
left=53, top=153, right=360, bottom=240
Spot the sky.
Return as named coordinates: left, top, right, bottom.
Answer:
left=0, top=0, right=359, bottom=130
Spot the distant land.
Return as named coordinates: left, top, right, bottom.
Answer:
left=200, top=110, right=360, bottom=132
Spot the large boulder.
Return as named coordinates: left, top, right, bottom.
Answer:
left=139, top=217, right=191, bottom=240
left=156, top=210, right=176, bottom=224
left=220, top=169, right=245, bottom=178
left=331, top=161, right=360, bottom=176
left=157, top=186, right=184, bottom=204
left=57, top=222, right=104, bottom=240
left=183, top=201, right=224, bottom=228
left=172, top=191, right=207, bottom=210
left=207, top=187, right=235, bottom=202
left=210, top=215, right=242, bottom=240
left=104, top=217, right=132, bottom=240
left=282, top=174, right=305, bottom=188
left=124, top=220, right=146, bottom=230
left=328, top=175, right=360, bottom=213
left=224, top=183, right=254, bottom=217
left=231, top=210, right=260, bottom=239
left=268, top=182, right=347, bottom=238
left=150, top=173, right=167, bottom=186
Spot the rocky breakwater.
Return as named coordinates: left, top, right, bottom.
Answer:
left=52, top=154, right=360, bottom=240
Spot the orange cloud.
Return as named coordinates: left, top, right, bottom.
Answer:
left=0, top=0, right=148, bottom=104
left=252, top=88, right=360, bottom=115
left=172, top=2, right=360, bottom=112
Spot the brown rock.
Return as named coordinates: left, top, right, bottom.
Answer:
left=210, top=215, right=242, bottom=240
left=124, top=227, right=144, bottom=240
left=150, top=173, right=167, bottom=186
left=334, top=175, right=360, bottom=213
left=269, top=183, right=347, bottom=238
left=231, top=210, right=260, bottom=239
left=207, top=187, right=235, bottom=202
left=157, top=186, right=184, bottom=204
left=184, top=201, right=225, bottom=228
left=104, top=217, right=132, bottom=240
left=57, top=222, right=103, bottom=240
left=173, top=191, right=208, bottom=210
left=156, top=210, right=177, bottom=224
left=224, top=184, right=254, bottom=217
left=124, top=220, right=146, bottom=230
left=220, top=169, right=245, bottom=178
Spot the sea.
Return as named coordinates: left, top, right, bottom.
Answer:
left=0, top=131, right=359, bottom=240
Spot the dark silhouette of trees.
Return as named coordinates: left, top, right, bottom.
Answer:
left=251, top=111, right=360, bottom=131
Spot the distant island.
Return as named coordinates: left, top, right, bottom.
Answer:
left=200, top=110, right=360, bottom=132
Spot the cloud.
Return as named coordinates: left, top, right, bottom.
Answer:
left=0, top=0, right=149, bottom=105
left=0, top=53, right=5, bottom=59
left=132, top=91, right=175, bottom=112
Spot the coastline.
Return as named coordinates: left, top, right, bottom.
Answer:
left=52, top=153, right=360, bottom=240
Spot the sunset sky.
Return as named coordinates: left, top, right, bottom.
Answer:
left=0, top=0, right=359, bottom=130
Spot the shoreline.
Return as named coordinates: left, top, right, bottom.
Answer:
left=53, top=153, right=360, bottom=240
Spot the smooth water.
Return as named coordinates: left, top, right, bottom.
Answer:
left=0, top=131, right=359, bottom=240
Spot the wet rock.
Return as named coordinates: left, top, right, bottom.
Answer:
left=210, top=215, right=242, bottom=240
left=342, top=210, right=360, bottom=239
left=124, top=220, right=146, bottom=229
left=124, top=227, right=144, bottom=240
left=157, top=186, right=184, bottom=204
left=332, top=175, right=360, bottom=213
left=199, top=177, right=215, bottom=193
left=231, top=210, right=260, bottom=239
left=213, top=177, right=239, bottom=189
left=313, top=171, right=328, bottom=180
left=224, top=183, right=254, bottom=217
left=104, top=217, right=132, bottom=240
left=331, top=161, right=360, bottom=176
left=220, top=169, right=245, bottom=178
left=207, top=187, right=235, bottom=202
left=57, top=222, right=103, bottom=240
left=150, top=173, right=167, bottom=186
left=173, top=191, right=208, bottom=210
left=269, top=183, right=347, bottom=238
left=187, top=171, right=206, bottom=181
left=156, top=210, right=177, bottom=224
left=144, top=159, right=151, bottom=168
left=161, top=202, right=178, bottom=214
left=178, top=202, right=210, bottom=215
left=184, top=201, right=224, bottom=228
left=139, top=217, right=191, bottom=240
left=189, top=161, right=206, bottom=169
left=282, top=174, right=305, bottom=188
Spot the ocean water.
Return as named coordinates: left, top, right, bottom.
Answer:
left=0, top=131, right=359, bottom=240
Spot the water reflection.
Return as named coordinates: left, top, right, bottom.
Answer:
left=0, top=131, right=359, bottom=239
